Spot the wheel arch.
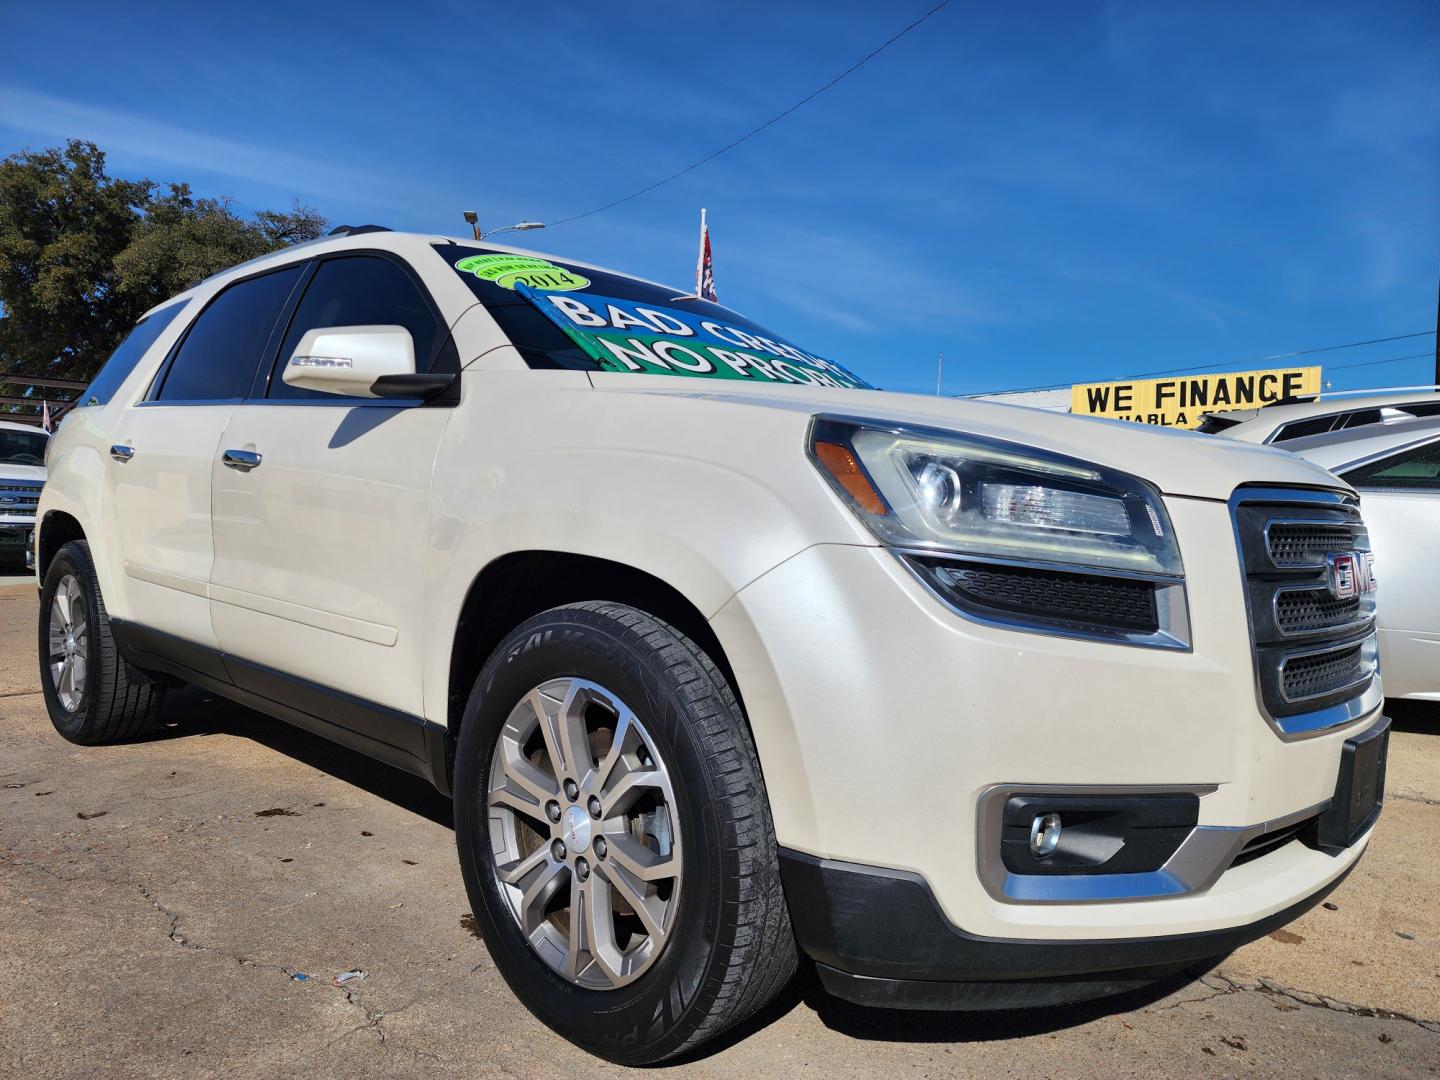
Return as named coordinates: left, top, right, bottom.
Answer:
left=37, top=509, right=87, bottom=580
left=443, top=550, right=745, bottom=785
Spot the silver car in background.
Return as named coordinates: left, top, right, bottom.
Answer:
left=1282, top=416, right=1440, bottom=703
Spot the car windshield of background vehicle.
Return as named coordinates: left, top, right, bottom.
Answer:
left=1341, top=438, right=1440, bottom=491
left=439, top=245, right=872, bottom=390
left=0, top=428, right=48, bottom=465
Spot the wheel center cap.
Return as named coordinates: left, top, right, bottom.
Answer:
left=560, top=805, right=592, bottom=855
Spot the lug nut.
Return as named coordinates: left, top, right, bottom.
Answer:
left=587, top=795, right=602, bottom=819
left=563, top=778, right=579, bottom=801
left=551, top=839, right=567, bottom=862
left=575, top=857, right=590, bottom=881
left=593, top=836, right=608, bottom=860
left=545, top=800, right=561, bottom=823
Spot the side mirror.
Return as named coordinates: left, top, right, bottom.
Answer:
left=283, top=325, right=435, bottom=399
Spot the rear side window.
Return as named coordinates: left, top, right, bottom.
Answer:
left=1272, top=416, right=1339, bottom=442
left=79, top=300, right=188, bottom=407
left=1342, top=439, right=1440, bottom=491
left=266, top=255, right=445, bottom=400
left=156, top=265, right=303, bottom=402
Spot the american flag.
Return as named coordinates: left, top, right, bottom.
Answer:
left=696, top=209, right=717, bottom=302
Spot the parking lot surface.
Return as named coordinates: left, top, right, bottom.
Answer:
left=1, top=583, right=1437, bottom=1078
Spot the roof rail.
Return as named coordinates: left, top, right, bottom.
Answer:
left=1308, top=384, right=1440, bottom=400
left=329, top=224, right=393, bottom=237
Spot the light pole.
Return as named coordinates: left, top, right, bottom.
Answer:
left=461, top=211, right=546, bottom=241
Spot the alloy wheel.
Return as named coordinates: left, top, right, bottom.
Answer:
left=486, top=678, right=682, bottom=989
left=48, top=574, right=89, bottom=713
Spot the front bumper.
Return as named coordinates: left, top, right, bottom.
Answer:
left=713, top=494, right=1385, bottom=955
left=781, top=844, right=1359, bottom=1010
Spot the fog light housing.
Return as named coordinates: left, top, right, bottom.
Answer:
left=1001, top=793, right=1199, bottom=876
left=1029, top=812, right=1063, bottom=857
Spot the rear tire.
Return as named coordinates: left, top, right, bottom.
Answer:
left=454, top=601, right=797, bottom=1064
left=38, top=540, right=165, bottom=744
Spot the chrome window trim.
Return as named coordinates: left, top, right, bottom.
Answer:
left=1270, top=581, right=1376, bottom=639
left=895, top=549, right=1192, bottom=652
left=975, top=783, right=1329, bottom=904
left=1228, top=485, right=1380, bottom=741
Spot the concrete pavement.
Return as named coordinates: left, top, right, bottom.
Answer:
left=1, top=583, right=1436, bottom=1078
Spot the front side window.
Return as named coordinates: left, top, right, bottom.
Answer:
left=80, top=300, right=189, bottom=407
left=156, top=265, right=304, bottom=402
left=1342, top=439, right=1440, bottom=491
left=266, top=255, right=445, bottom=400
left=0, top=427, right=48, bottom=466
left=438, top=244, right=872, bottom=390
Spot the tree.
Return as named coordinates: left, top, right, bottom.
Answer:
left=0, top=140, right=327, bottom=383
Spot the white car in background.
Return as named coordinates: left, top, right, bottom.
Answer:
left=1283, top=416, right=1440, bottom=702
left=0, top=419, right=48, bottom=569
left=1199, top=387, right=1440, bottom=444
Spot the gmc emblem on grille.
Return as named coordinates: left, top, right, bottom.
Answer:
left=1326, top=551, right=1376, bottom=600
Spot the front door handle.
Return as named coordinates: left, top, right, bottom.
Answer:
left=222, top=449, right=262, bottom=471
left=110, top=444, right=134, bottom=462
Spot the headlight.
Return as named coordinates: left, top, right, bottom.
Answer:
left=808, top=416, right=1183, bottom=577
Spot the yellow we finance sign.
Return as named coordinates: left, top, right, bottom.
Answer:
left=1071, top=367, right=1322, bottom=428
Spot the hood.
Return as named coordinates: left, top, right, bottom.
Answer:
left=0, top=464, right=45, bottom=483
left=585, top=375, right=1346, bottom=502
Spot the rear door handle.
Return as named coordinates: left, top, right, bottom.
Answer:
left=110, top=444, right=134, bottom=462
left=222, top=449, right=262, bottom=471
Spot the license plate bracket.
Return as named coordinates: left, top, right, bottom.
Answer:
left=1316, top=716, right=1389, bottom=851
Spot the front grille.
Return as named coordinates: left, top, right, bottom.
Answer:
left=1282, top=644, right=1365, bottom=702
left=1266, top=523, right=1354, bottom=567
left=1232, top=490, right=1377, bottom=725
left=1274, top=588, right=1363, bottom=635
left=0, top=482, right=41, bottom=516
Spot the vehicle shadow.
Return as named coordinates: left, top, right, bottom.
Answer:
left=149, top=685, right=453, bottom=828
left=675, top=959, right=1218, bottom=1063
left=1387, top=698, right=1438, bottom=734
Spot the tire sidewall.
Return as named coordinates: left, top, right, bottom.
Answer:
left=454, top=610, right=735, bottom=1063
left=38, top=543, right=98, bottom=741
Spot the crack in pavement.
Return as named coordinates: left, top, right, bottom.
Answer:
left=1165, top=970, right=1440, bottom=1034
left=1389, top=791, right=1440, bottom=808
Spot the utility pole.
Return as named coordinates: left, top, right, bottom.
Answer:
left=935, top=351, right=943, bottom=396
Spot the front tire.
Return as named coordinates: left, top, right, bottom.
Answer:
left=454, top=602, right=796, bottom=1064
left=38, top=540, right=165, bottom=744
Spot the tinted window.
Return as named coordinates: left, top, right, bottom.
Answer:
left=1342, top=439, right=1440, bottom=491
left=1338, top=408, right=1383, bottom=430
left=80, top=300, right=188, bottom=407
left=157, top=265, right=303, bottom=402
left=267, top=255, right=443, bottom=400
left=1273, top=416, right=1339, bottom=442
left=1398, top=401, right=1440, bottom=418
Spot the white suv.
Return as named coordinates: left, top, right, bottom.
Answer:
left=0, top=419, right=47, bottom=568
left=36, top=228, right=1389, bottom=1063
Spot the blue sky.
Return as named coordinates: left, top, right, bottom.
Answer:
left=2, top=0, right=1436, bottom=395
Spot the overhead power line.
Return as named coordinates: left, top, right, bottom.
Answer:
left=973, top=329, right=1438, bottom=396
left=1327, top=351, right=1435, bottom=372
left=546, top=1, right=952, bottom=228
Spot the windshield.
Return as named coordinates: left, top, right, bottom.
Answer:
left=0, top=427, right=48, bottom=466
left=439, top=245, right=871, bottom=389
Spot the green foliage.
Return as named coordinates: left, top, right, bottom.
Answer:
left=0, top=140, right=327, bottom=382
